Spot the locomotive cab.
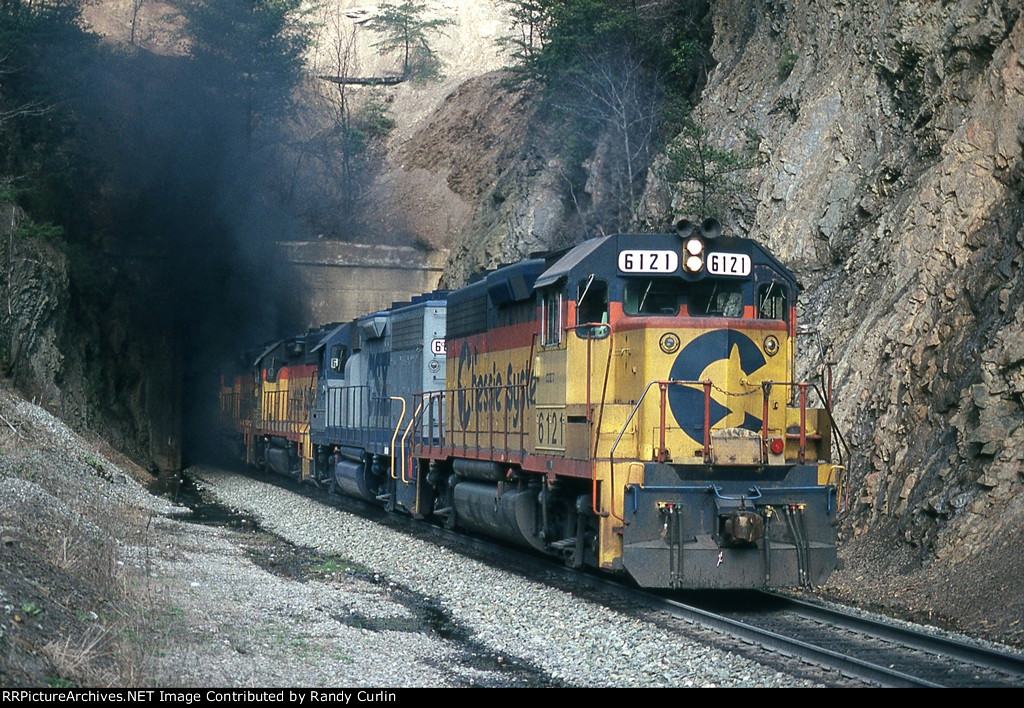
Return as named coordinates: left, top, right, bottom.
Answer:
left=249, top=333, right=320, bottom=480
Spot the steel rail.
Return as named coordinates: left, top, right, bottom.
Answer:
left=414, top=522, right=940, bottom=687
left=642, top=593, right=939, bottom=687
left=415, top=522, right=1024, bottom=687
left=763, top=591, right=1024, bottom=679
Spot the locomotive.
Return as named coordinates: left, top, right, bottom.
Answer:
left=219, top=220, right=845, bottom=588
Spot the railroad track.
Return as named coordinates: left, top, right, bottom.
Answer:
left=430, top=523, right=1024, bottom=687
left=184, top=467, right=1024, bottom=688
left=634, top=590, right=1024, bottom=687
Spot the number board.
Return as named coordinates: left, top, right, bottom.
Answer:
left=707, top=252, right=751, bottom=277
left=618, top=250, right=679, bottom=274
left=535, top=407, right=566, bottom=451
left=430, top=338, right=446, bottom=356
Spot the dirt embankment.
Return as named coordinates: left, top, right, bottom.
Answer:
left=0, top=380, right=171, bottom=686
left=0, top=383, right=539, bottom=687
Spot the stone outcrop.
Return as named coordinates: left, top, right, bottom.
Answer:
left=0, top=204, right=175, bottom=470
left=635, top=1, right=1024, bottom=611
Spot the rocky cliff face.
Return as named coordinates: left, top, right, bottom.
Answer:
left=651, top=0, right=1023, bottom=582
left=0, top=204, right=174, bottom=470
left=410, top=73, right=577, bottom=288
left=639, top=1, right=1024, bottom=635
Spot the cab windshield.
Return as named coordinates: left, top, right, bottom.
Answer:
left=622, top=278, right=746, bottom=318
left=690, top=280, right=744, bottom=317
left=623, top=280, right=681, bottom=315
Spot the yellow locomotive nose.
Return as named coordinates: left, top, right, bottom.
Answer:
left=649, top=328, right=779, bottom=459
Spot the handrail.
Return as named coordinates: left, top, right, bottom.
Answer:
left=710, top=485, right=763, bottom=501
left=796, top=326, right=840, bottom=444
left=412, top=383, right=530, bottom=455
left=813, top=383, right=851, bottom=468
left=388, top=396, right=406, bottom=481
left=398, top=400, right=423, bottom=484
left=606, top=380, right=660, bottom=521
left=412, top=391, right=444, bottom=455
left=590, top=338, right=616, bottom=516
left=607, top=379, right=714, bottom=523
left=757, top=380, right=841, bottom=464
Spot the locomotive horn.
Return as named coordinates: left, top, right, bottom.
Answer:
left=700, top=217, right=722, bottom=240
left=675, top=219, right=696, bottom=237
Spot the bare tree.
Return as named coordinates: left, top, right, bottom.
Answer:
left=558, top=49, right=662, bottom=233
left=318, top=11, right=363, bottom=222
left=289, top=8, right=394, bottom=236
left=130, top=0, right=145, bottom=46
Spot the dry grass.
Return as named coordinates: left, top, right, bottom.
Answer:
left=0, top=384, right=166, bottom=687
left=42, top=628, right=115, bottom=685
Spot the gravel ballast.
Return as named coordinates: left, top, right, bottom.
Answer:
left=185, top=465, right=819, bottom=687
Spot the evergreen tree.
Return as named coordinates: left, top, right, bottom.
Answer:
left=659, top=114, right=759, bottom=220
left=0, top=0, right=98, bottom=233
left=366, top=1, right=453, bottom=79
left=499, top=0, right=548, bottom=78
left=180, top=0, right=313, bottom=155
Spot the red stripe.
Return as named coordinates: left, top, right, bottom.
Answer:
left=264, top=364, right=318, bottom=382
left=448, top=318, right=539, bottom=357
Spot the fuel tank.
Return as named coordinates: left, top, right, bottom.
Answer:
left=452, top=481, right=546, bottom=552
left=334, top=459, right=378, bottom=503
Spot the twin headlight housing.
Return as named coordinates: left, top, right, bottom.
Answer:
left=677, top=218, right=722, bottom=274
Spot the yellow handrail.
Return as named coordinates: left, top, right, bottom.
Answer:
left=389, top=396, right=407, bottom=481
left=398, top=401, right=424, bottom=484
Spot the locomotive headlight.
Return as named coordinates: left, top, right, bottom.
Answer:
left=683, top=238, right=704, bottom=273
left=763, top=335, right=780, bottom=356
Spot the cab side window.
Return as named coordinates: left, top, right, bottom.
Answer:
left=329, top=344, right=349, bottom=377
left=758, top=282, right=788, bottom=320
left=541, top=289, right=562, bottom=347
left=576, top=277, right=609, bottom=338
